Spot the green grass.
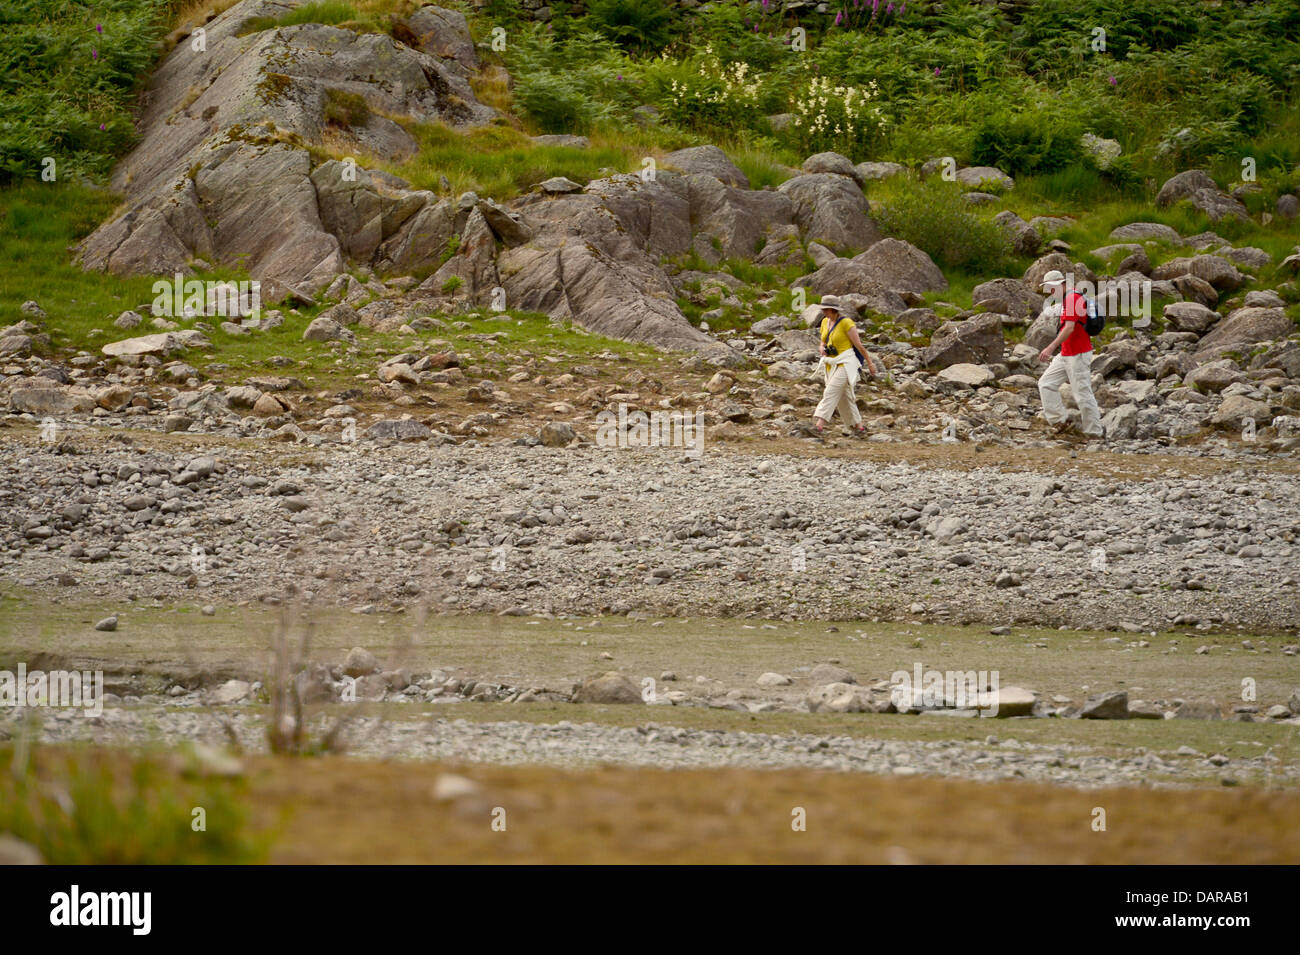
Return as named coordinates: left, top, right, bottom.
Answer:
left=377, top=123, right=637, bottom=200
left=238, top=0, right=376, bottom=35
left=0, top=742, right=270, bottom=863
left=0, top=181, right=161, bottom=333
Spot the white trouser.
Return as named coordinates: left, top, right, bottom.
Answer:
left=1039, top=351, right=1102, bottom=436
left=815, top=361, right=862, bottom=426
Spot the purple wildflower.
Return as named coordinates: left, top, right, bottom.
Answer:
left=887, top=3, right=894, bottom=14
left=834, top=11, right=843, bottom=25
left=95, top=23, right=102, bottom=34
left=1109, top=75, right=1118, bottom=86
left=91, top=47, right=98, bottom=60
left=872, top=0, right=880, bottom=16
left=933, top=66, right=941, bottom=77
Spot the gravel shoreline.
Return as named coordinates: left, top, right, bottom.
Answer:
left=3, top=433, right=1298, bottom=632
left=10, top=705, right=1290, bottom=790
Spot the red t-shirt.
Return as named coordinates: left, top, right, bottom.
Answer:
left=1060, top=290, right=1092, bottom=357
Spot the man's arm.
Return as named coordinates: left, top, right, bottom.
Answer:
left=1038, top=325, right=1071, bottom=365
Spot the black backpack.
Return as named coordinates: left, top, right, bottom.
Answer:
left=1083, top=296, right=1106, bottom=337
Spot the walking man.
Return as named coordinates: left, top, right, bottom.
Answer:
left=1037, top=270, right=1103, bottom=438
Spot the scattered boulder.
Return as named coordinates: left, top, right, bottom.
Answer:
left=777, top=173, right=881, bottom=253
left=848, top=238, right=947, bottom=295
left=1162, top=301, right=1219, bottom=334
left=806, top=682, right=869, bottom=713
left=956, top=166, right=1014, bottom=191
left=365, top=418, right=431, bottom=441
left=1195, top=307, right=1291, bottom=361
left=572, top=671, right=642, bottom=704
left=539, top=421, right=576, bottom=447
left=802, top=151, right=862, bottom=184
left=1080, top=689, right=1128, bottom=719
left=661, top=145, right=749, bottom=188
left=343, top=647, right=379, bottom=678
left=923, top=313, right=1005, bottom=368
left=809, top=663, right=856, bottom=685
left=938, top=363, right=995, bottom=387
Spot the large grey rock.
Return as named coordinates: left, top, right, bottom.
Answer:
left=365, top=418, right=431, bottom=441
left=102, top=331, right=210, bottom=356
left=343, top=647, right=379, bottom=677
left=1151, top=254, right=1244, bottom=290
left=1156, top=169, right=1218, bottom=207
left=795, top=260, right=907, bottom=317
left=802, top=151, right=862, bottom=184
left=661, top=145, right=749, bottom=188
left=938, top=363, right=995, bottom=386
left=848, top=238, right=947, bottom=295
left=374, top=196, right=458, bottom=273
left=1195, top=307, right=1291, bottom=361
left=994, top=210, right=1042, bottom=256
left=8, top=386, right=96, bottom=415
left=1162, top=301, right=1219, bottom=334
left=856, top=161, right=906, bottom=182
left=1211, top=394, right=1273, bottom=427
left=498, top=179, right=736, bottom=363
left=1109, top=222, right=1182, bottom=244
left=1155, top=170, right=1250, bottom=221
left=393, top=4, right=478, bottom=74
left=971, top=278, right=1043, bottom=324
left=809, top=663, right=856, bottom=685
left=1101, top=403, right=1139, bottom=440
left=1251, top=341, right=1300, bottom=378
left=1080, top=689, right=1128, bottom=719
left=956, top=166, right=1014, bottom=190
left=422, top=207, right=500, bottom=302
left=79, top=5, right=494, bottom=296
left=572, top=671, right=642, bottom=704
left=1184, top=359, right=1242, bottom=392
left=806, top=682, right=869, bottom=713
left=302, top=316, right=347, bottom=342
left=311, top=160, right=429, bottom=264
left=923, top=313, right=1004, bottom=368
left=777, top=173, right=881, bottom=253
left=683, top=173, right=793, bottom=262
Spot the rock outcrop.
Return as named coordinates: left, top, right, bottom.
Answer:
left=78, top=0, right=495, bottom=300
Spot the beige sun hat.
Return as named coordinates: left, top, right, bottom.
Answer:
left=819, top=296, right=844, bottom=312
left=1041, top=269, right=1067, bottom=288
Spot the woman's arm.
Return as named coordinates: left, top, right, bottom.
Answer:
left=847, top=325, right=878, bottom=376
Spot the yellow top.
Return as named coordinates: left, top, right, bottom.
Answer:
left=820, top=315, right=856, bottom=357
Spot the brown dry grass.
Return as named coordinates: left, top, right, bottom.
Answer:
left=254, top=755, right=1300, bottom=864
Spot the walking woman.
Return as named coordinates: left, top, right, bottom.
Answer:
left=814, top=296, right=878, bottom=435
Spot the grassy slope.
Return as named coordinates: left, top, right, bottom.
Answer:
left=2, top=0, right=1299, bottom=378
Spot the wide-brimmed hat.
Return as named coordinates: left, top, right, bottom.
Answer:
left=1040, top=270, right=1067, bottom=288
left=819, top=296, right=844, bottom=312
